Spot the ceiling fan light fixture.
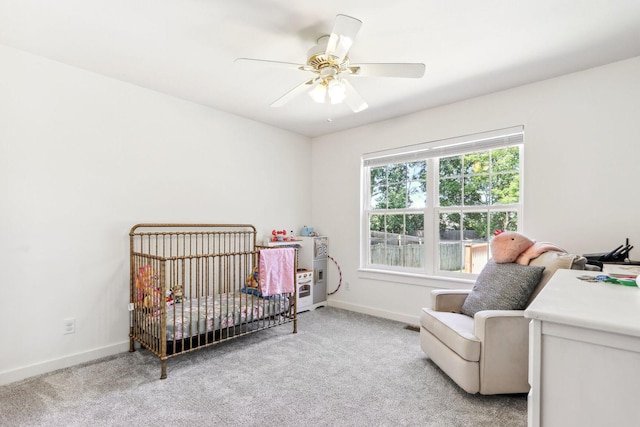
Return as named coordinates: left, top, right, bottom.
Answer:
left=327, top=78, right=346, bottom=104
left=309, top=82, right=327, bottom=103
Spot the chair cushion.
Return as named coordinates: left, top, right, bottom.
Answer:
left=420, top=308, right=481, bottom=362
left=461, top=260, right=545, bottom=317
left=420, top=327, right=480, bottom=394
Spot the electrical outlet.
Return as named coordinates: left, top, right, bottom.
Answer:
left=345, top=281, right=350, bottom=291
left=63, top=318, right=76, bottom=335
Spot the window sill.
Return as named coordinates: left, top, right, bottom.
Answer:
left=358, top=268, right=475, bottom=289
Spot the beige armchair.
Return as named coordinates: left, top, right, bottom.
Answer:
left=419, top=252, right=592, bottom=395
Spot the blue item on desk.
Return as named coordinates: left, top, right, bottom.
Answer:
left=301, top=226, right=314, bottom=236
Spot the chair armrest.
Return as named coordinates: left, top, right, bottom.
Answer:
left=474, top=310, right=528, bottom=337
left=430, top=289, right=471, bottom=312
left=473, top=310, right=531, bottom=394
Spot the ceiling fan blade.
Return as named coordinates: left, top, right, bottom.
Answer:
left=342, top=79, right=368, bottom=113
left=325, top=14, right=362, bottom=62
left=347, top=63, right=426, bottom=78
left=270, top=78, right=320, bottom=108
left=234, top=57, right=312, bottom=72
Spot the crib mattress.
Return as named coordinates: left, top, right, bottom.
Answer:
left=165, top=292, right=289, bottom=341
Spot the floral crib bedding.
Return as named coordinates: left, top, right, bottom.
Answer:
left=165, top=292, right=289, bottom=341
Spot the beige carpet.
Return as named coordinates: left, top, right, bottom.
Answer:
left=0, top=307, right=526, bottom=426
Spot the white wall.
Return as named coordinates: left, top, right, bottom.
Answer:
left=312, top=56, right=640, bottom=325
left=0, top=45, right=311, bottom=385
left=3, top=42, right=639, bottom=385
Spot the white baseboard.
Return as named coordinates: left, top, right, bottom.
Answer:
left=328, top=300, right=420, bottom=326
left=0, top=341, right=130, bottom=386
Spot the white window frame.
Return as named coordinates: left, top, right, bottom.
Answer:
left=360, top=126, right=524, bottom=279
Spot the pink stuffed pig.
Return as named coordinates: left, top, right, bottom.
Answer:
left=490, top=230, right=535, bottom=263
left=490, top=230, right=566, bottom=264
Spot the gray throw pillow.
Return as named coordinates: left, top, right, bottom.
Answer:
left=461, top=260, right=545, bottom=317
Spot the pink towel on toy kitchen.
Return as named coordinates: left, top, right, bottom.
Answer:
left=259, top=248, right=295, bottom=297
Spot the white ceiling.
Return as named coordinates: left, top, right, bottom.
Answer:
left=2, top=0, right=640, bottom=138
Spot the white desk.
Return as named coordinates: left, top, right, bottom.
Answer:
left=524, top=269, right=640, bottom=427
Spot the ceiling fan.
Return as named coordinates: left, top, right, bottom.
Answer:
left=235, top=14, right=425, bottom=113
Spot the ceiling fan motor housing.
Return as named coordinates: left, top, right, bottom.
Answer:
left=307, top=35, right=350, bottom=74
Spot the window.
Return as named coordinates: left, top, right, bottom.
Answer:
left=362, top=126, right=523, bottom=277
